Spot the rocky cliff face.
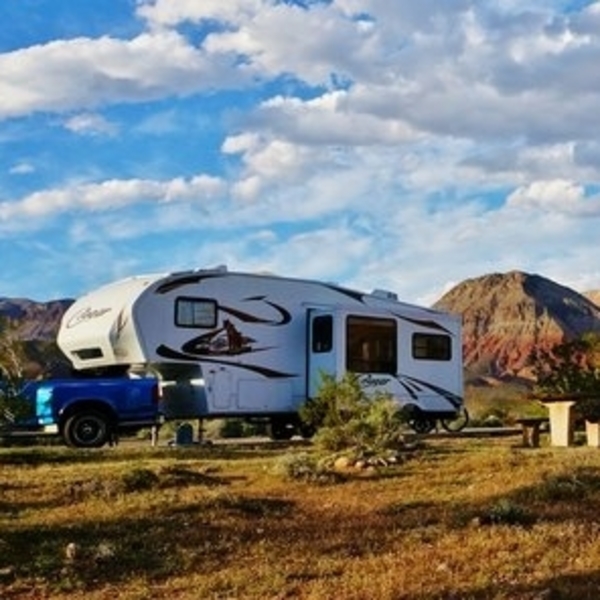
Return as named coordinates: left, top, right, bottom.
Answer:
left=433, top=271, right=600, bottom=381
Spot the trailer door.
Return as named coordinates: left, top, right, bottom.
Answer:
left=307, top=310, right=338, bottom=399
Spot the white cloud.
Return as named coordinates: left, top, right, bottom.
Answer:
left=0, top=31, right=245, bottom=120
left=0, top=175, right=225, bottom=221
left=506, top=179, right=600, bottom=216
left=9, top=162, right=35, bottom=175
left=137, top=0, right=264, bottom=29
left=64, top=112, right=118, bottom=136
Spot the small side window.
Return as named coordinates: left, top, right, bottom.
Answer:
left=175, top=297, right=217, bottom=328
left=312, top=315, right=333, bottom=353
left=412, top=333, right=452, bottom=361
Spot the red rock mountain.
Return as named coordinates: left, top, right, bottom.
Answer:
left=433, top=271, right=600, bottom=381
left=584, top=290, right=600, bottom=307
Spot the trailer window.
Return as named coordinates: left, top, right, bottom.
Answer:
left=312, top=315, right=333, bottom=353
left=412, top=333, right=452, bottom=361
left=175, top=297, right=217, bottom=328
left=346, top=316, right=397, bottom=374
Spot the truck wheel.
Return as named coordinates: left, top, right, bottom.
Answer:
left=63, top=410, right=111, bottom=448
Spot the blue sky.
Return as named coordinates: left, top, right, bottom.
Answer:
left=2, top=0, right=600, bottom=305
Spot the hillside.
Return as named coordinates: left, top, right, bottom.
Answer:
left=434, top=271, right=600, bottom=382
left=0, top=297, right=73, bottom=375
left=584, top=290, right=600, bottom=307
left=0, top=297, right=72, bottom=340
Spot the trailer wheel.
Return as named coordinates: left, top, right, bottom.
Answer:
left=401, top=404, right=436, bottom=435
left=63, top=410, right=111, bottom=448
left=269, top=419, right=294, bottom=441
left=298, top=423, right=316, bottom=440
left=440, top=407, right=470, bottom=433
left=408, top=416, right=436, bottom=434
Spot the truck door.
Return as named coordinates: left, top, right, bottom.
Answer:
left=307, top=309, right=339, bottom=399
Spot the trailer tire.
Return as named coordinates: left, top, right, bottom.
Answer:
left=440, top=407, right=470, bottom=433
left=401, top=404, right=436, bottom=435
left=298, top=423, right=316, bottom=439
left=63, top=410, right=111, bottom=448
left=409, top=416, right=436, bottom=434
left=269, top=419, right=294, bottom=441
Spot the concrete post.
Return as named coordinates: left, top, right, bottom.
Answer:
left=586, top=421, right=600, bottom=447
left=545, top=401, right=576, bottom=447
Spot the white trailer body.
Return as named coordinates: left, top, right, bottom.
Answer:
left=57, top=268, right=463, bottom=434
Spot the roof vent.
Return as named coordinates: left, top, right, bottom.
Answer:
left=371, top=289, right=398, bottom=300
left=195, top=264, right=228, bottom=273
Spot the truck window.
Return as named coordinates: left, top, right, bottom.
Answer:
left=346, top=316, right=397, bottom=374
left=412, top=333, right=452, bottom=361
left=312, top=315, right=333, bottom=353
left=175, top=297, right=217, bottom=328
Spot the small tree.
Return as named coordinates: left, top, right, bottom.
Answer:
left=300, top=372, right=406, bottom=455
left=530, top=333, right=600, bottom=422
left=0, top=318, right=32, bottom=426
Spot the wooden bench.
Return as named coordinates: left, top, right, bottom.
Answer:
left=515, top=417, right=549, bottom=448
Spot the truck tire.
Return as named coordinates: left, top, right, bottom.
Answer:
left=63, top=410, right=111, bottom=448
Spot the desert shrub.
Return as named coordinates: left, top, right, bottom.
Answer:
left=121, top=467, right=159, bottom=492
left=531, top=469, right=600, bottom=501
left=0, top=320, right=32, bottom=426
left=0, top=385, right=32, bottom=427
left=300, top=373, right=406, bottom=455
left=479, top=413, right=504, bottom=428
left=273, top=452, right=344, bottom=484
left=273, top=452, right=320, bottom=480
left=480, top=499, right=534, bottom=527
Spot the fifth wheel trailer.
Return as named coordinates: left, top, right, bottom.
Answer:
left=57, top=267, right=466, bottom=437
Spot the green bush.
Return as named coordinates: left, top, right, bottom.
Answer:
left=0, top=382, right=33, bottom=427
left=480, top=499, right=534, bottom=527
left=531, top=334, right=600, bottom=398
left=300, top=373, right=406, bottom=454
left=530, top=333, right=600, bottom=422
left=273, top=452, right=344, bottom=484
left=121, top=467, right=159, bottom=492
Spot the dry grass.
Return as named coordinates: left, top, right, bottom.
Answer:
left=3, top=435, right=600, bottom=599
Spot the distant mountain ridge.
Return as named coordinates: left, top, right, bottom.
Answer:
left=434, top=271, right=600, bottom=381
left=3, top=272, right=600, bottom=383
left=0, top=297, right=73, bottom=341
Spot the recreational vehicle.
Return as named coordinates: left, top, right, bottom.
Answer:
left=57, top=267, right=466, bottom=438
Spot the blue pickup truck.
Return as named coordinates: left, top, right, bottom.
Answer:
left=1, top=376, right=162, bottom=448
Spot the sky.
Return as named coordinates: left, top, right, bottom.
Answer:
left=2, top=0, right=600, bottom=306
